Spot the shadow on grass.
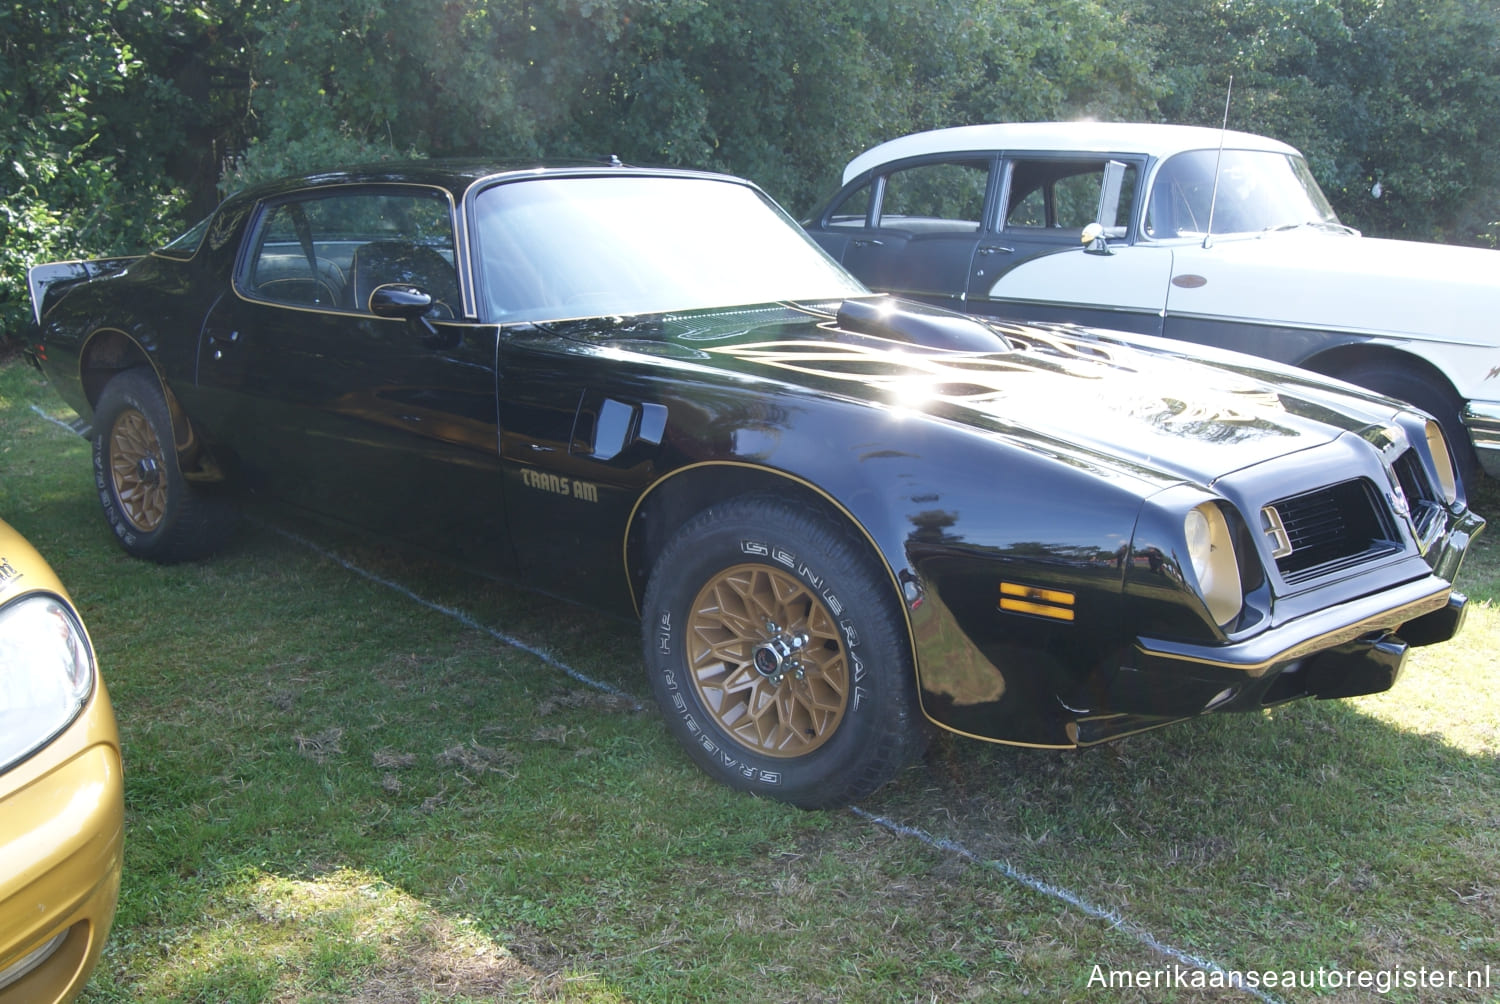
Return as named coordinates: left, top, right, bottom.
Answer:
left=865, top=689, right=1499, bottom=985
left=8, top=358, right=1497, bottom=1001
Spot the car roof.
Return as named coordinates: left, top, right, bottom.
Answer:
left=841, top=122, right=1302, bottom=185
left=227, top=159, right=749, bottom=206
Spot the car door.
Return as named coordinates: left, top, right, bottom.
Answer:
left=967, top=155, right=1174, bottom=336
left=811, top=156, right=998, bottom=307
left=463, top=175, right=687, bottom=614
left=194, top=185, right=515, bottom=567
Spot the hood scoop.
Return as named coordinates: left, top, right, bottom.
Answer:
left=835, top=297, right=1011, bottom=353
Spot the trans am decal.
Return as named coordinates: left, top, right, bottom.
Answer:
left=521, top=468, right=600, bottom=502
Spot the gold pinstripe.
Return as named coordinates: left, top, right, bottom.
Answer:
left=622, top=460, right=1078, bottom=749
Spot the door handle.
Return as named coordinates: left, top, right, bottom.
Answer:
left=851, top=238, right=885, bottom=248
left=205, top=330, right=240, bottom=361
left=977, top=246, right=1014, bottom=255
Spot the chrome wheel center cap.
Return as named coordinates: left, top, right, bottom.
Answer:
left=753, top=626, right=808, bottom=681
left=753, top=642, right=787, bottom=678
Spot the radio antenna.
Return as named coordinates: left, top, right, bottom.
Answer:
left=1202, top=74, right=1233, bottom=249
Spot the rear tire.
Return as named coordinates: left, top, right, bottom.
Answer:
left=641, top=494, right=923, bottom=808
left=92, top=368, right=235, bottom=562
left=1336, top=359, right=1479, bottom=489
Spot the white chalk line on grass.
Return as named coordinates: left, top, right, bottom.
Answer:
left=259, top=520, right=642, bottom=709
left=24, top=400, right=638, bottom=705
left=287, top=515, right=1282, bottom=1003
left=27, top=404, right=1277, bottom=999
left=850, top=807, right=1288, bottom=1004
left=29, top=402, right=85, bottom=435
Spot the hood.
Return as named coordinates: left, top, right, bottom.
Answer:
left=687, top=302, right=1402, bottom=488
left=1166, top=229, right=1500, bottom=345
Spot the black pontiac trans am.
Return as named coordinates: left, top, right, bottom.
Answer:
left=24, top=161, right=1484, bottom=807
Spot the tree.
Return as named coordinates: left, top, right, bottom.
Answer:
left=6, top=0, right=1500, bottom=347
left=1132, top=0, right=1500, bottom=244
left=0, top=0, right=257, bottom=339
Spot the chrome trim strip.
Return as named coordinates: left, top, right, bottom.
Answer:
left=1162, top=310, right=1496, bottom=351
left=1462, top=401, right=1500, bottom=476
left=1135, top=576, right=1453, bottom=674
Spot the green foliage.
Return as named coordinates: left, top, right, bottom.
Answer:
left=1135, top=0, right=1500, bottom=243
left=223, top=0, right=1156, bottom=214
left=0, top=0, right=256, bottom=341
left=4, top=0, right=1500, bottom=343
left=0, top=3, right=166, bottom=339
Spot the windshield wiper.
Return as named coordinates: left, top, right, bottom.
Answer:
left=1267, top=220, right=1360, bottom=236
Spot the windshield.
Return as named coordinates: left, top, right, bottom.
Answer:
left=473, top=175, right=866, bottom=323
left=1144, top=149, right=1341, bottom=238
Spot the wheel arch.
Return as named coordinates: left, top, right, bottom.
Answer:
left=1299, top=342, right=1462, bottom=405
left=1298, top=341, right=1479, bottom=482
left=79, top=328, right=223, bottom=481
left=78, top=328, right=157, bottom=412
left=625, top=461, right=911, bottom=625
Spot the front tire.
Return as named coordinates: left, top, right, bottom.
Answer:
left=641, top=495, right=923, bottom=808
left=92, top=368, right=234, bottom=562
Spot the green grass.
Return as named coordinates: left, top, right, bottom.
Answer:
left=4, top=355, right=1498, bottom=1002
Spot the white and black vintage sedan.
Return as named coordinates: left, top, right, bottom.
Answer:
left=25, top=160, right=1485, bottom=807
left=805, top=122, right=1500, bottom=487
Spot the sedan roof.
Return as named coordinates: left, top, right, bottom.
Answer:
left=841, top=122, right=1302, bottom=185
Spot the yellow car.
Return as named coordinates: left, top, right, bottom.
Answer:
left=0, top=519, right=123, bottom=1002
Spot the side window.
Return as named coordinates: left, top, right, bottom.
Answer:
left=243, top=189, right=459, bottom=316
left=876, top=159, right=990, bottom=234
left=1008, top=186, right=1047, bottom=228
left=825, top=182, right=872, bottom=229
left=1005, top=160, right=1138, bottom=236
left=1053, top=172, right=1106, bottom=229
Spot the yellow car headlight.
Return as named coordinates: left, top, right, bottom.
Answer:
left=0, top=594, right=95, bottom=772
left=1184, top=503, right=1242, bottom=628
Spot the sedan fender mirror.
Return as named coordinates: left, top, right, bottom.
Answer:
left=1082, top=158, right=1128, bottom=256
left=1080, top=222, right=1112, bottom=256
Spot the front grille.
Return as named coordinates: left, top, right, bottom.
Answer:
left=1266, top=479, right=1399, bottom=584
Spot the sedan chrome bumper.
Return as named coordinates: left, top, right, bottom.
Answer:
left=1462, top=399, right=1500, bottom=478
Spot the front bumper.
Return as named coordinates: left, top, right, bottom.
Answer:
left=1072, top=576, right=1467, bottom=745
left=0, top=737, right=124, bottom=1003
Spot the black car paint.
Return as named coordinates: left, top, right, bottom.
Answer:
left=30, top=162, right=1480, bottom=754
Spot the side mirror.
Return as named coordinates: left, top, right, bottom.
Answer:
left=1080, top=222, right=1112, bottom=256
left=369, top=283, right=433, bottom=319
left=368, top=284, right=455, bottom=347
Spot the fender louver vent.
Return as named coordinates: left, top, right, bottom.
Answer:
left=1268, top=479, right=1400, bottom=585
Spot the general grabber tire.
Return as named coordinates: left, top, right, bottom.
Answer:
left=642, top=494, right=924, bottom=808
left=91, top=367, right=235, bottom=563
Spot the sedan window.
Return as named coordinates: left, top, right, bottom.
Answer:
left=1005, top=159, right=1138, bottom=236
left=1145, top=149, right=1340, bottom=237
left=822, top=182, right=872, bottom=229
left=877, top=159, right=990, bottom=233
